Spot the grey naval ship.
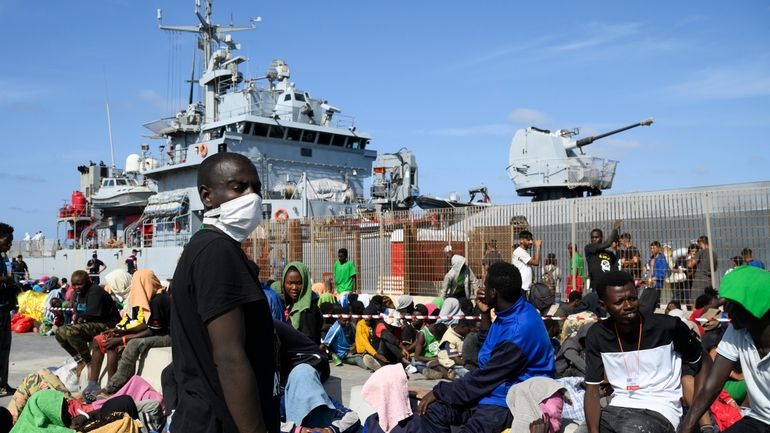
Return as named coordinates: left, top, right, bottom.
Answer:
left=25, top=0, right=419, bottom=280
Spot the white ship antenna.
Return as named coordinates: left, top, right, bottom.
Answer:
left=104, top=74, right=116, bottom=168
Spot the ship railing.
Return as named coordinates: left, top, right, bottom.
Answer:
left=8, top=239, right=57, bottom=258
left=217, top=104, right=358, bottom=130
left=241, top=182, right=770, bottom=306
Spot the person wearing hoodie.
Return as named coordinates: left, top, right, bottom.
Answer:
left=419, top=262, right=555, bottom=433
left=280, top=261, right=323, bottom=344
left=442, top=255, right=479, bottom=301
left=10, top=389, right=73, bottom=433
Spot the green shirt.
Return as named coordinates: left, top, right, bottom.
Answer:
left=333, top=260, right=357, bottom=293
left=569, top=253, right=586, bottom=277
left=421, top=327, right=440, bottom=358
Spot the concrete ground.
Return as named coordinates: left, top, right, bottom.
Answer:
left=0, top=332, right=441, bottom=410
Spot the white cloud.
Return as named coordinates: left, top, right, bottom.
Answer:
left=665, top=61, right=770, bottom=100
left=551, top=22, right=642, bottom=52
left=507, top=108, right=551, bottom=126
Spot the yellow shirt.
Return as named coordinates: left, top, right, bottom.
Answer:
left=355, top=319, right=377, bottom=356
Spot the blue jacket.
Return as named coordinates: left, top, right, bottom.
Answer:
left=433, top=296, right=554, bottom=408
left=649, top=254, right=669, bottom=288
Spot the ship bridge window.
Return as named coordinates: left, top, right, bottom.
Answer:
left=318, top=132, right=332, bottom=145
left=268, top=125, right=285, bottom=139
left=252, top=122, right=270, bottom=137
left=348, top=137, right=361, bottom=149
left=301, top=130, right=317, bottom=143
left=294, top=93, right=306, bottom=102
left=361, top=139, right=369, bottom=149
left=301, top=148, right=312, bottom=157
left=331, top=134, right=346, bottom=147
left=116, top=179, right=128, bottom=186
left=283, top=94, right=292, bottom=101
left=286, top=128, right=302, bottom=141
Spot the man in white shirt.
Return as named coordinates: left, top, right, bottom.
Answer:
left=512, top=230, right=541, bottom=292
left=680, top=265, right=770, bottom=433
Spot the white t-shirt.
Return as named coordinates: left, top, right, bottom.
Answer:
left=717, top=325, right=770, bottom=425
left=512, top=246, right=533, bottom=291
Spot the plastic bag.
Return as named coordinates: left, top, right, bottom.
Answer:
left=17, top=290, right=48, bottom=322
left=53, top=358, right=81, bottom=393
left=10, top=314, right=34, bottom=333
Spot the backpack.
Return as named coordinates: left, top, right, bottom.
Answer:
left=542, top=266, right=557, bottom=291
left=530, top=282, right=555, bottom=313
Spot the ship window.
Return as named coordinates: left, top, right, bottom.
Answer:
left=286, top=128, right=302, bottom=141
left=268, top=125, right=285, bottom=139
left=294, top=93, right=306, bottom=102
left=252, top=123, right=270, bottom=136
left=301, top=130, right=317, bottom=143
left=317, top=132, right=332, bottom=145
left=331, top=134, right=346, bottom=147
left=301, top=148, right=312, bottom=157
left=116, top=179, right=128, bottom=186
left=348, top=137, right=361, bottom=149
left=284, top=94, right=292, bottom=101
left=361, top=139, right=369, bottom=150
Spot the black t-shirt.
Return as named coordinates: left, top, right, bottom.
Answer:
left=125, top=255, right=137, bottom=274
left=170, top=229, right=279, bottom=433
left=584, top=230, right=619, bottom=284
left=147, top=292, right=171, bottom=335
left=87, top=258, right=105, bottom=274
left=74, top=284, right=120, bottom=326
left=618, top=246, right=641, bottom=279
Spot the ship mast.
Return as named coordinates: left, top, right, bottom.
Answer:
left=156, top=0, right=259, bottom=121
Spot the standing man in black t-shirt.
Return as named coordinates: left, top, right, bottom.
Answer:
left=584, top=219, right=622, bottom=291
left=125, top=249, right=138, bottom=275
left=171, top=152, right=279, bottom=433
left=86, top=253, right=106, bottom=284
left=0, top=223, right=17, bottom=396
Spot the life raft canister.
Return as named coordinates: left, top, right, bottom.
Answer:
left=274, top=208, right=289, bottom=221
left=198, top=143, right=208, bottom=158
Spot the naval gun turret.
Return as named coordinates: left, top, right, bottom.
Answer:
left=507, top=118, right=653, bottom=201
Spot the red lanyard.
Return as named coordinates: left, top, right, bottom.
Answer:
left=614, top=319, right=643, bottom=389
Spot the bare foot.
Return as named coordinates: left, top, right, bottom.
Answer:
left=74, top=361, right=86, bottom=379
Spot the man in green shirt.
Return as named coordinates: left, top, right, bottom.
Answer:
left=333, top=248, right=357, bottom=302
left=567, top=242, right=586, bottom=296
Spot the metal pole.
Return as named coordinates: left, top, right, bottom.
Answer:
left=570, top=199, right=577, bottom=298
left=704, top=192, right=717, bottom=290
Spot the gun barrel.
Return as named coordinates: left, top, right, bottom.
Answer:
left=575, top=117, right=654, bottom=148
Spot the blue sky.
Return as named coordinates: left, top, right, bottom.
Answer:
left=2, top=0, right=769, bottom=238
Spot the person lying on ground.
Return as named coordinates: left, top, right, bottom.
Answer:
left=418, top=262, right=555, bottom=433
left=680, top=265, right=770, bottom=433
left=54, top=270, right=120, bottom=380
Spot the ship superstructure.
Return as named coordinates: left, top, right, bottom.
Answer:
left=131, top=0, right=377, bottom=247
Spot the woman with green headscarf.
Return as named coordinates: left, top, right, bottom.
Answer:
left=281, top=262, right=323, bottom=344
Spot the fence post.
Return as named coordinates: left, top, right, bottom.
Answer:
left=404, top=221, right=417, bottom=295
left=379, top=212, right=385, bottom=293
left=288, top=219, right=303, bottom=263
left=703, top=192, right=717, bottom=290
left=570, top=199, right=577, bottom=297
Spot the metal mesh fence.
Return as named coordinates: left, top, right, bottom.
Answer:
left=245, top=183, right=770, bottom=305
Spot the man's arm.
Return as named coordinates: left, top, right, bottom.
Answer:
left=584, top=384, right=602, bottom=433
left=527, top=240, right=542, bottom=266
left=475, top=288, right=491, bottom=345
left=563, top=347, right=587, bottom=374
left=207, top=306, right=267, bottom=433
left=679, top=354, right=733, bottom=433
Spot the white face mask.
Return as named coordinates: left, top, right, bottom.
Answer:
left=202, top=193, right=263, bottom=242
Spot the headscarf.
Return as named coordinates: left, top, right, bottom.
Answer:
left=361, top=364, right=412, bottom=433
left=10, top=389, right=75, bottom=433
left=719, top=265, right=770, bottom=318
left=284, top=363, right=336, bottom=427
left=104, top=269, right=132, bottom=302
left=396, top=295, right=414, bottom=312
left=425, top=304, right=438, bottom=316
left=506, top=377, right=567, bottom=433
left=127, top=269, right=163, bottom=320
left=438, top=298, right=462, bottom=325
left=283, top=262, right=314, bottom=329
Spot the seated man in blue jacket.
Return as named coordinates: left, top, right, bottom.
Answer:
left=418, top=261, right=555, bottom=433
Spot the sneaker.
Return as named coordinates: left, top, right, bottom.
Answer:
left=331, top=353, right=343, bottom=366
left=363, top=354, right=382, bottom=371
left=404, top=364, right=418, bottom=374
left=0, top=386, right=15, bottom=397
left=422, top=368, right=444, bottom=380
